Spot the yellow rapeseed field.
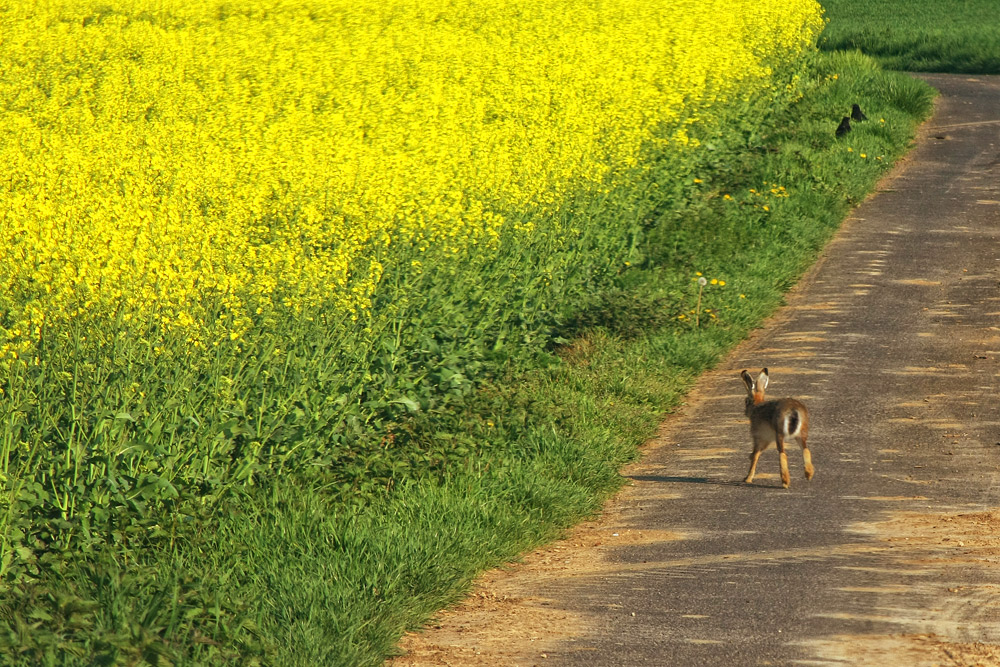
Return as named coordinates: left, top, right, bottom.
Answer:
left=0, top=0, right=823, bottom=358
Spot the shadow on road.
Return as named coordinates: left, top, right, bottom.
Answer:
left=626, top=474, right=762, bottom=488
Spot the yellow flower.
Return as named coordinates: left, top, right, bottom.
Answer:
left=0, top=0, right=824, bottom=354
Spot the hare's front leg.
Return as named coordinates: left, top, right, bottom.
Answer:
left=776, top=436, right=790, bottom=488
left=744, top=438, right=768, bottom=484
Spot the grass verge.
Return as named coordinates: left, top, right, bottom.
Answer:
left=819, top=0, right=1000, bottom=73
left=0, top=52, right=935, bottom=666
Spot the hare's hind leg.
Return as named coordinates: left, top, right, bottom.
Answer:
left=775, top=435, right=791, bottom=488
left=799, top=433, right=814, bottom=481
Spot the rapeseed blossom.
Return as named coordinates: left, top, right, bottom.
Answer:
left=0, top=0, right=824, bottom=358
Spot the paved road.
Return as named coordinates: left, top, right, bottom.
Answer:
left=394, top=73, right=1000, bottom=666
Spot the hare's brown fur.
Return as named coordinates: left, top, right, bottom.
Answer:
left=741, top=369, right=812, bottom=488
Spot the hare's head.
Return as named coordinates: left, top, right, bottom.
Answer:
left=740, top=368, right=769, bottom=416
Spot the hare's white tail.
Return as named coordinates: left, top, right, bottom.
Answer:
left=783, top=408, right=805, bottom=439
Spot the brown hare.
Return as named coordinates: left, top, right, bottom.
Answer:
left=740, top=368, right=812, bottom=488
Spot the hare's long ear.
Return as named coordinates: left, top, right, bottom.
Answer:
left=756, top=368, right=769, bottom=391
left=740, top=370, right=755, bottom=395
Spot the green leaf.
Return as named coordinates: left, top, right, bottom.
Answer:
left=392, top=396, right=421, bottom=413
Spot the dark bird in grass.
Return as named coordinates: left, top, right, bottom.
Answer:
left=851, top=103, right=868, bottom=121
left=836, top=116, right=851, bottom=137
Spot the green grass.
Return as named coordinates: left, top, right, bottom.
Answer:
left=0, top=51, right=934, bottom=665
left=820, top=0, right=1000, bottom=73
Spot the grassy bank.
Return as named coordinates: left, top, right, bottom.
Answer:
left=2, top=51, right=933, bottom=666
left=820, top=0, right=1000, bottom=73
